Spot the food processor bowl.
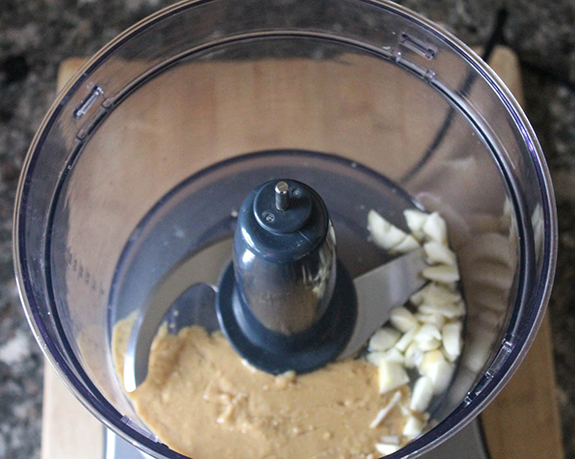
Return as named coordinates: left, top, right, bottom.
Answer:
left=13, top=0, right=557, bottom=457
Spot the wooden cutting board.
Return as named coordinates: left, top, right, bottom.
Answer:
left=42, top=46, right=564, bottom=459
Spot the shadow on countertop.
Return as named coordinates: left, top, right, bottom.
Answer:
left=1, top=0, right=575, bottom=458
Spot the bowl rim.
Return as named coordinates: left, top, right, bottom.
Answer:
left=12, top=0, right=558, bottom=458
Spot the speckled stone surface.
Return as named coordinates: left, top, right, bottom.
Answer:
left=1, top=1, right=575, bottom=458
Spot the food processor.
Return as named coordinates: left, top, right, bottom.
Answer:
left=13, top=0, right=557, bottom=458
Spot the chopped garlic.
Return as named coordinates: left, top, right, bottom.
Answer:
left=368, top=210, right=408, bottom=251
left=403, top=415, right=424, bottom=439
left=404, top=209, right=428, bottom=234
left=423, top=241, right=457, bottom=266
left=217, top=404, right=235, bottom=424
left=414, top=324, right=442, bottom=342
left=411, top=283, right=461, bottom=307
left=417, top=337, right=442, bottom=352
left=364, top=207, right=466, bottom=450
left=409, top=289, right=426, bottom=306
left=399, top=403, right=411, bottom=416
left=366, top=351, right=385, bottom=366
left=415, top=312, right=446, bottom=329
left=369, top=327, right=401, bottom=352
left=390, top=307, right=418, bottom=332
left=380, top=435, right=400, bottom=445
left=383, top=347, right=406, bottom=365
left=392, top=234, right=420, bottom=254
left=370, top=391, right=402, bottom=428
left=394, top=326, right=420, bottom=352
left=413, top=325, right=442, bottom=352
left=442, top=322, right=463, bottom=362
left=378, top=361, right=409, bottom=394
left=418, top=301, right=465, bottom=319
left=404, top=342, right=424, bottom=369
left=418, top=350, right=446, bottom=375
left=241, top=359, right=258, bottom=373
left=366, top=348, right=405, bottom=366
left=410, top=376, right=434, bottom=412
left=426, top=359, right=454, bottom=395
left=427, top=283, right=462, bottom=303
left=422, top=265, right=460, bottom=284
left=422, top=212, right=448, bottom=245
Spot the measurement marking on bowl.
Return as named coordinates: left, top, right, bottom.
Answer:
left=64, top=246, right=105, bottom=296
left=400, top=33, right=437, bottom=60
left=73, top=85, right=103, bottom=119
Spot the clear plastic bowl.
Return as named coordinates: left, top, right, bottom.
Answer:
left=13, top=0, right=557, bottom=457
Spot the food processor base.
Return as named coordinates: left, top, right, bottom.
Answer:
left=104, top=420, right=490, bottom=459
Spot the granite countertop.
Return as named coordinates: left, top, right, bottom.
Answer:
left=1, top=0, right=574, bottom=458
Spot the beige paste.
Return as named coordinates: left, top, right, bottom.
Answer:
left=112, top=316, right=411, bottom=459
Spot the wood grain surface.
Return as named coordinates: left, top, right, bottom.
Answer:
left=42, top=46, right=563, bottom=459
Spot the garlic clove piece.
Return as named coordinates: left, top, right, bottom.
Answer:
left=426, top=359, right=455, bottom=395
left=367, top=348, right=405, bottom=366
left=390, top=307, right=419, bottom=332
left=418, top=350, right=446, bottom=376
left=392, top=235, right=421, bottom=254
left=403, top=415, right=424, bottom=439
left=410, top=376, right=434, bottom=413
left=394, top=326, right=420, bottom=352
left=378, top=361, right=410, bottom=394
left=369, top=327, right=401, bottom=352
left=418, top=301, right=465, bottom=319
left=422, top=212, right=448, bottom=245
left=415, top=312, right=446, bottom=329
left=423, top=241, right=457, bottom=266
left=422, top=265, right=460, bottom=284
left=404, top=342, right=424, bottom=369
left=404, top=209, right=429, bottom=235
left=442, top=321, right=463, bottom=362
left=414, top=323, right=442, bottom=342
left=368, top=210, right=408, bottom=251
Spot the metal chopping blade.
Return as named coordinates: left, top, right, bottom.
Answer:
left=123, top=239, right=233, bottom=393
left=123, top=242, right=426, bottom=392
